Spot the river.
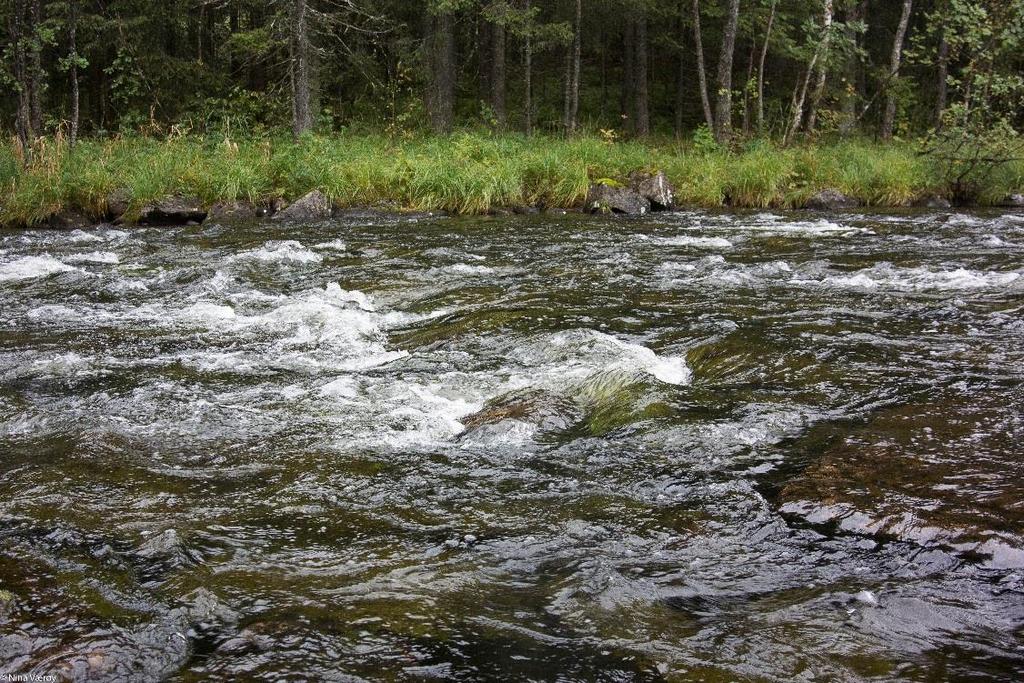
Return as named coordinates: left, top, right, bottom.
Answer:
left=1, top=210, right=1023, bottom=681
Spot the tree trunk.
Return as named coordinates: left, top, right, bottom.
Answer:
left=935, top=27, right=949, bottom=129
left=522, top=0, right=533, bottom=135
left=881, top=0, right=913, bottom=140
left=742, top=41, right=755, bottom=135
left=569, top=0, right=581, bottom=133
left=838, top=1, right=863, bottom=133
left=290, top=0, right=313, bottom=138
left=784, top=0, right=833, bottom=144
left=674, top=1, right=686, bottom=138
left=621, top=20, right=635, bottom=127
left=805, top=0, right=834, bottom=134
left=756, top=0, right=776, bottom=134
left=10, top=0, right=33, bottom=152
left=29, top=0, right=43, bottom=136
left=634, top=10, right=650, bottom=136
left=428, top=9, right=456, bottom=134
left=691, top=0, right=714, bottom=131
left=714, top=0, right=741, bottom=144
left=69, top=0, right=80, bottom=146
left=490, top=9, right=506, bottom=127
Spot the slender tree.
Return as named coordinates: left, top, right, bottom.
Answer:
left=427, top=6, right=457, bottom=134
left=714, top=0, right=741, bottom=143
left=634, top=8, right=650, bottom=136
left=881, top=0, right=913, bottom=140
left=805, top=0, right=834, bottom=134
left=756, top=0, right=777, bottom=134
left=290, top=0, right=314, bottom=137
left=68, top=0, right=80, bottom=146
left=691, top=0, right=714, bottom=131
left=490, top=3, right=507, bottom=127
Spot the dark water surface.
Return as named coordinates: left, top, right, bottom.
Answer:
left=1, top=210, right=1023, bottom=681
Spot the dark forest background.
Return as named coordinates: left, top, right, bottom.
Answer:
left=2, top=1, right=1022, bottom=146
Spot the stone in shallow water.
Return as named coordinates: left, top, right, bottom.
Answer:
left=138, top=196, right=208, bottom=225
left=585, top=183, right=650, bottom=215
left=634, top=171, right=676, bottom=210
left=805, top=188, right=860, bottom=211
left=274, top=190, right=332, bottom=221
left=207, top=200, right=262, bottom=223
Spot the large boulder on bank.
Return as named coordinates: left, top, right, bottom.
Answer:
left=918, top=194, right=952, bottom=209
left=805, top=188, right=859, bottom=211
left=207, top=200, right=261, bottom=223
left=274, top=190, right=332, bottom=221
left=42, top=211, right=95, bottom=230
left=105, top=188, right=131, bottom=220
left=586, top=183, right=650, bottom=215
left=633, top=172, right=676, bottom=210
left=138, top=196, right=207, bottom=225
left=1001, top=193, right=1024, bottom=208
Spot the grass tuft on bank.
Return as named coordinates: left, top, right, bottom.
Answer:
left=1, top=132, right=1021, bottom=226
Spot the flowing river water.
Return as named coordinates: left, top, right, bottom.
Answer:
left=1, top=210, right=1023, bottom=681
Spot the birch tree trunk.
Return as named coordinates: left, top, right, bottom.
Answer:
left=805, top=0, right=834, bottom=134
left=756, top=0, right=776, bottom=134
left=881, top=0, right=913, bottom=140
left=691, top=0, right=714, bottom=131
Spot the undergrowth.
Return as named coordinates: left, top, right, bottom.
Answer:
left=1, top=132, right=1020, bottom=226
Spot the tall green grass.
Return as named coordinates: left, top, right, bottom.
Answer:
left=1, top=132, right=1021, bottom=227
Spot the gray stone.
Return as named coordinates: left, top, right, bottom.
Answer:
left=138, top=196, right=207, bottom=225
left=1001, top=193, right=1024, bottom=207
left=39, top=211, right=95, bottom=230
left=274, top=190, right=332, bottom=221
left=585, top=183, right=650, bottom=215
left=920, top=195, right=952, bottom=209
left=805, top=188, right=860, bottom=211
left=106, top=188, right=131, bottom=219
left=207, top=200, right=260, bottom=223
left=634, top=172, right=676, bottom=210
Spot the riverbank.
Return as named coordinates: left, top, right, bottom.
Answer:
left=2, top=132, right=1023, bottom=227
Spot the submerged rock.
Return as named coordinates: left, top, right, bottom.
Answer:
left=459, top=389, right=581, bottom=441
left=633, top=172, right=676, bottom=210
left=586, top=183, right=650, bottom=215
left=274, top=190, right=332, bottom=221
left=805, top=188, right=860, bottom=211
left=138, top=196, right=207, bottom=225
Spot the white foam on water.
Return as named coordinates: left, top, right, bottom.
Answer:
left=655, top=236, right=734, bottom=249
left=69, top=230, right=105, bottom=244
left=816, top=264, right=1021, bottom=292
left=442, top=263, right=496, bottom=275
left=231, top=240, right=322, bottom=265
left=315, top=239, right=348, bottom=251
left=525, top=329, right=691, bottom=387
left=29, top=352, right=92, bottom=376
left=67, top=251, right=120, bottom=264
left=743, top=219, right=873, bottom=236
left=0, top=255, right=80, bottom=282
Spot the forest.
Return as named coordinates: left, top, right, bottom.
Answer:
left=1, top=0, right=1023, bottom=222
